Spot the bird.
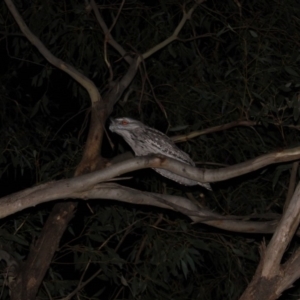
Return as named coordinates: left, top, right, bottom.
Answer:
left=109, top=117, right=211, bottom=190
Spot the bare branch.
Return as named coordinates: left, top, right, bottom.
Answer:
left=4, top=0, right=101, bottom=106
left=172, top=120, right=258, bottom=143
left=90, top=0, right=205, bottom=66
left=0, top=177, right=281, bottom=235
left=0, top=146, right=299, bottom=244
left=141, top=0, right=205, bottom=60
left=101, top=0, right=125, bottom=82
left=1, top=149, right=300, bottom=218
left=105, top=56, right=140, bottom=114
left=89, top=0, right=205, bottom=115
left=78, top=183, right=279, bottom=234
left=108, top=0, right=125, bottom=33
left=240, top=181, right=300, bottom=299
left=262, top=182, right=300, bottom=276
left=171, top=120, right=300, bottom=143
left=90, top=0, right=132, bottom=64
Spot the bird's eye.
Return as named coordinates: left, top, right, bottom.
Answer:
left=121, top=120, right=128, bottom=126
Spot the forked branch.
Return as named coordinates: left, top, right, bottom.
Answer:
left=1, top=149, right=300, bottom=219
left=240, top=182, right=300, bottom=299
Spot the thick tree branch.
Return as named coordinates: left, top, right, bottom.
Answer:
left=9, top=202, right=76, bottom=300
left=262, top=182, right=300, bottom=276
left=240, top=182, right=300, bottom=299
left=0, top=179, right=281, bottom=235
left=1, top=149, right=300, bottom=218
left=1, top=149, right=300, bottom=233
left=77, top=183, right=280, bottom=234
left=76, top=146, right=300, bottom=187
left=3, top=2, right=104, bottom=298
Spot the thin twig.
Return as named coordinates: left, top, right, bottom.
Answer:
left=90, top=0, right=132, bottom=64
left=4, top=0, right=101, bottom=105
left=141, top=0, right=205, bottom=60
left=171, top=120, right=258, bottom=142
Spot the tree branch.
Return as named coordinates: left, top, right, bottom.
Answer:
left=90, top=0, right=132, bottom=64
left=105, top=56, right=140, bottom=114
left=3, top=2, right=104, bottom=298
left=2, top=147, right=300, bottom=241
left=4, top=0, right=101, bottom=106
left=262, top=182, right=300, bottom=276
left=172, top=120, right=258, bottom=143
left=172, top=120, right=300, bottom=143
left=77, top=183, right=280, bottom=234
left=141, top=0, right=206, bottom=60
left=2, top=149, right=300, bottom=218
left=240, top=182, right=300, bottom=299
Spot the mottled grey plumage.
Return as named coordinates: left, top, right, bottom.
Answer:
left=109, top=117, right=211, bottom=190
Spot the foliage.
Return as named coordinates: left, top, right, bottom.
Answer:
left=1, top=0, right=300, bottom=299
